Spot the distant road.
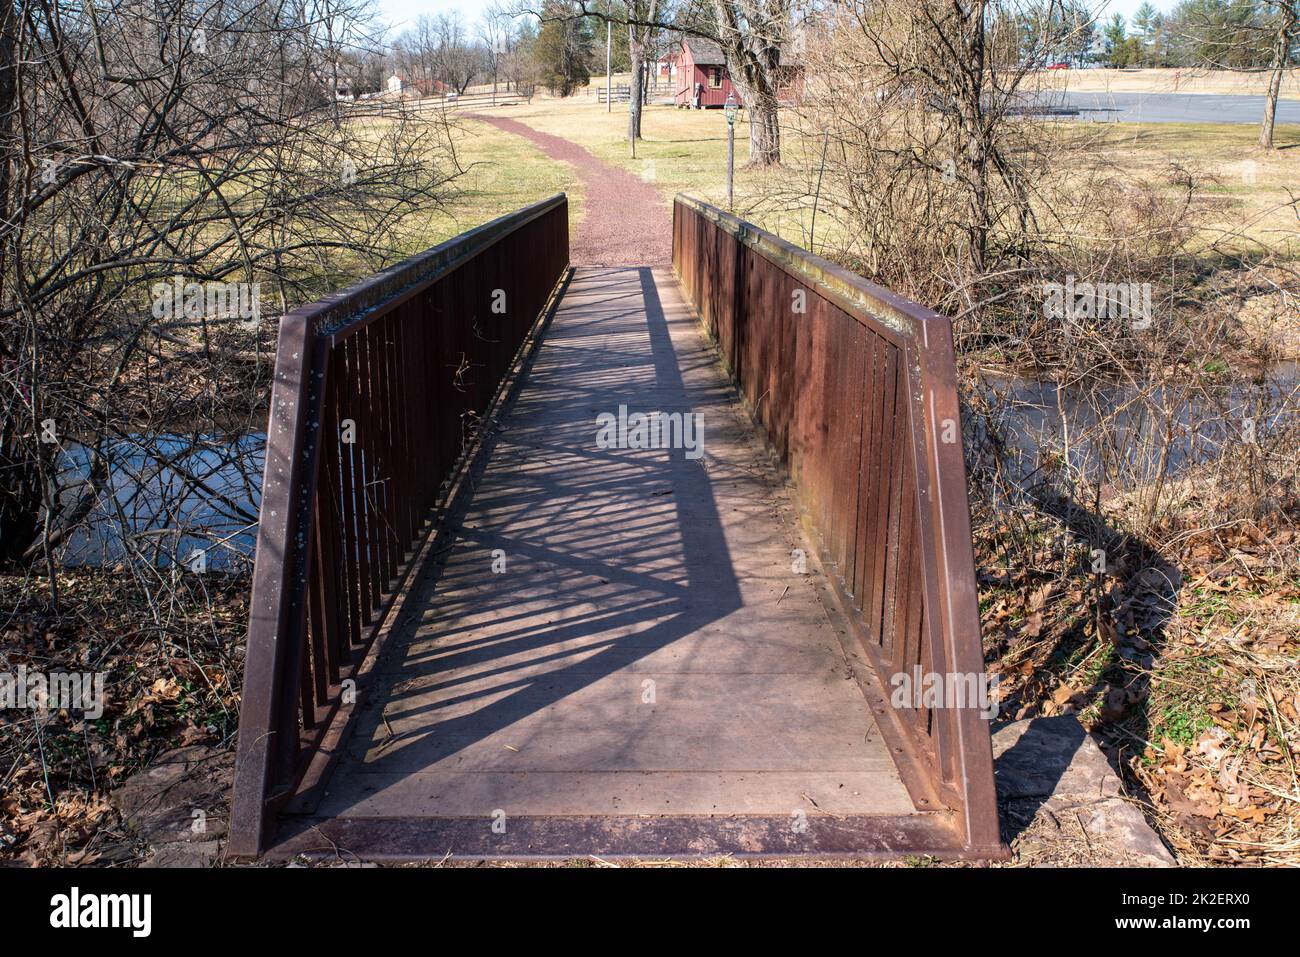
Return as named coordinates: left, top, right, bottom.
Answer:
left=1041, top=91, right=1300, bottom=125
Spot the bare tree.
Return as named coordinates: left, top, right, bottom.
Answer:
left=433, top=13, right=484, bottom=93
left=627, top=0, right=661, bottom=140
left=1259, top=0, right=1299, bottom=148
left=503, top=11, right=542, bottom=93
left=785, top=0, right=1099, bottom=310
left=0, top=0, right=462, bottom=581
left=395, top=16, right=437, bottom=92
left=711, top=0, right=789, bottom=164
left=297, top=0, right=384, bottom=124
left=479, top=4, right=511, bottom=93
left=803, top=0, right=1061, bottom=274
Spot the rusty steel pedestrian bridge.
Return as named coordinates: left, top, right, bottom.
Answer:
left=229, top=194, right=1005, bottom=861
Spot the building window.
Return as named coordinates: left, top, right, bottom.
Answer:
left=709, top=67, right=722, bottom=89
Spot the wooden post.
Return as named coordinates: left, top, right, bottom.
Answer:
left=726, top=119, right=734, bottom=211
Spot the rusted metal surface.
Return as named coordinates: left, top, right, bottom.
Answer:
left=269, top=813, right=978, bottom=862
left=671, top=194, right=1002, bottom=856
left=229, top=195, right=569, bottom=858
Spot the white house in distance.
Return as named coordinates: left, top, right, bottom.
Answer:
left=655, top=50, right=678, bottom=88
left=387, top=74, right=404, bottom=94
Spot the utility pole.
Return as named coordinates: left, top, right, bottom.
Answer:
left=606, top=21, right=612, bottom=114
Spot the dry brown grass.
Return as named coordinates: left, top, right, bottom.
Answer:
left=1039, top=67, right=1300, bottom=98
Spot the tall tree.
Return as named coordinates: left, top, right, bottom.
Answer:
left=626, top=0, right=660, bottom=140
left=1132, top=1, right=1160, bottom=64
left=479, top=4, right=514, bottom=93
left=1103, top=13, right=1129, bottom=67
left=535, top=1, right=594, bottom=95
left=711, top=0, right=790, bottom=165
left=1259, top=0, right=1300, bottom=147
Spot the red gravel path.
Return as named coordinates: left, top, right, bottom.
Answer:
left=470, top=114, right=672, bottom=266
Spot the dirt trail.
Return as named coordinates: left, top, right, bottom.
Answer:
left=470, top=114, right=671, bottom=266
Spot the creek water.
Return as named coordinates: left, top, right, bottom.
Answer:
left=58, top=433, right=264, bottom=571
left=57, top=363, right=1296, bottom=568
left=973, top=361, right=1298, bottom=484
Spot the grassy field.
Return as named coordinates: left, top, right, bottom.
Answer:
left=401, top=113, right=586, bottom=249
left=1083, top=122, right=1300, bottom=257
left=445, top=94, right=1300, bottom=262
left=456, top=96, right=845, bottom=251
left=1041, top=67, right=1300, bottom=97
left=464, top=97, right=744, bottom=206
left=265, top=111, right=586, bottom=302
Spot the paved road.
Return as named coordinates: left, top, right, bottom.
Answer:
left=1041, top=91, right=1300, bottom=124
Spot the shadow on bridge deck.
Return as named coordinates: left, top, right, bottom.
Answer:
left=272, top=266, right=943, bottom=859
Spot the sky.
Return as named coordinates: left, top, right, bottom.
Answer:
left=372, top=0, right=1180, bottom=36
left=375, top=0, right=493, bottom=33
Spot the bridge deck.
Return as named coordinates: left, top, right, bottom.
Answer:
left=274, top=266, right=933, bottom=858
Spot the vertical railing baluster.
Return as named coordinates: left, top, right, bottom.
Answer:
left=231, top=196, right=570, bottom=858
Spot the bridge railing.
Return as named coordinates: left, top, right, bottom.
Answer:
left=672, top=195, right=1001, bottom=855
left=229, top=195, right=569, bottom=857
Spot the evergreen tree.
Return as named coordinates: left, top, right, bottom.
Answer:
left=534, top=2, right=594, bottom=96
left=1103, top=13, right=1129, bottom=67
left=1133, top=1, right=1160, bottom=64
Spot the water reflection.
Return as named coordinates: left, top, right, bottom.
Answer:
left=971, top=362, right=1298, bottom=484
left=59, top=433, right=264, bottom=570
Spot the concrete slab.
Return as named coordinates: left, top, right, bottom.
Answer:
left=994, top=715, right=1175, bottom=866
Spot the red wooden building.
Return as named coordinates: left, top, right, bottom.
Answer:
left=673, top=39, right=737, bottom=108
left=672, top=38, right=803, bottom=109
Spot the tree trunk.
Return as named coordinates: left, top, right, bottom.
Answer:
left=330, top=59, right=341, bottom=127
left=959, top=0, right=990, bottom=272
left=718, top=50, right=782, bottom=166
left=1258, top=2, right=1297, bottom=149
left=0, top=1, right=42, bottom=567
left=627, top=3, right=657, bottom=142
left=629, top=30, right=644, bottom=140
left=711, top=0, right=786, bottom=166
left=747, top=92, right=781, bottom=165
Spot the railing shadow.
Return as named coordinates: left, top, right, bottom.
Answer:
left=994, top=483, right=1183, bottom=843
left=280, top=267, right=745, bottom=820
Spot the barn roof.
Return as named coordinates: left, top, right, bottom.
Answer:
left=684, top=39, right=727, bottom=66
left=681, top=37, right=800, bottom=67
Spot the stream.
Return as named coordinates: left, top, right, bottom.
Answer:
left=57, top=363, right=1297, bottom=569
